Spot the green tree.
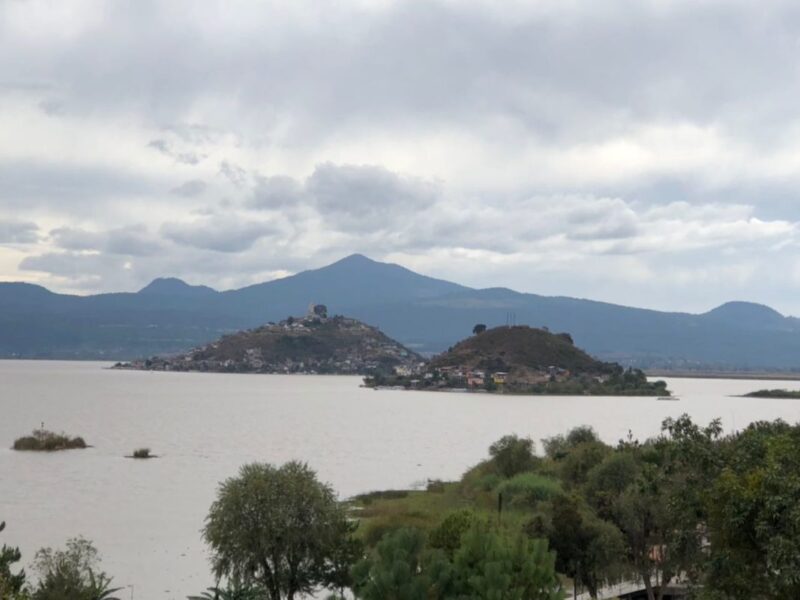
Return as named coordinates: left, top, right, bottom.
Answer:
left=451, top=521, right=563, bottom=600
left=528, top=495, right=625, bottom=599
left=351, top=528, right=448, bottom=600
left=1, top=521, right=27, bottom=599
left=704, top=421, right=800, bottom=598
left=203, top=461, right=355, bottom=600
left=488, top=435, right=537, bottom=478
left=428, top=510, right=475, bottom=557
left=30, top=538, right=119, bottom=600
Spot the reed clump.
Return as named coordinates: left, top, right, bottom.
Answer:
left=131, top=448, right=153, bottom=459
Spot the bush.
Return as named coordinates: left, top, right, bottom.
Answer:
left=497, top=473, right=563, bottom=507
left=488, top=435, right=537, bottom=478
left=131, top=448, right=151, bottom=459
left=30, top=537, right=120, bottom=600
left=13, top=430, right=87, bottom=452
left=428, top=510, right=474, bottom=556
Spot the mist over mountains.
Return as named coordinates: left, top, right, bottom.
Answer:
left=2, top=253, right=799, bottom=371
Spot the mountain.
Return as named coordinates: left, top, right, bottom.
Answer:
left=120, top=308, right=422, bottom=375
left=2, top=254, right=800, bottom=371
left=138, top=277, right=218, bottom=297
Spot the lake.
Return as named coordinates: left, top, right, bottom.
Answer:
left=1, top=360, right=799, bottom=599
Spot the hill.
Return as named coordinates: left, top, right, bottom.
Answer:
left=119, top=308, right=422, bottom=375
left=367, top=325, right=667, bottom=396
left=2, top=254, right=800, bottom=371
left=430, top=326, right=614, bottom=375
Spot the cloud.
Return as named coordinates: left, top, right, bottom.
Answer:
left=161, top=217, right=278, bottom=253
left=170, top=179, right=207, bottom=197
left=250, top=175, right=305, bottom=209
left=50, top=225, right=163, bottom=256
left=0, top=220, right=39, bottom=244
left=248, top=163, right=440, bottom=230
left=147, top=139, right=205, bottom=165
left=6, top=1, right=800, bottom=312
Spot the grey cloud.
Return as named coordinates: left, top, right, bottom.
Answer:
left=0, top=160, right=159, bottom=211
left=219, top=161, right=248, bottom=187
left=305, top=163, right=439, bottom=231
left=20, top=251, right=121, bottom=279
left=147, top=139, right=204, bottom=165
left=250, top=175, right=305, bottom=209
left=170, top=179, right=207, bottom=197
left=0, top=220, right=39, bottom=244
left=161, top=218, right=277, bottom=253
left=38, top=98, right=65, bottom=116
left=51, top=225, right=163, bottom=256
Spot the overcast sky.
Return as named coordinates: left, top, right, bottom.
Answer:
left=3, top=0, right=800, bottom=314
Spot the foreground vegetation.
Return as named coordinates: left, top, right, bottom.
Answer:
left=7, top=415, right=800, bottom=599
left=12, top=429, right=87, bottom=451
left=0, top=525, right=119, bottom=600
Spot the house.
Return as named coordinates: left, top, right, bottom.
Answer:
left=466, top=371, right=485, bottom=387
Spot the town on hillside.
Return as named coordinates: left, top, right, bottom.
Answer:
left=115, top=303, right=424, bottom=375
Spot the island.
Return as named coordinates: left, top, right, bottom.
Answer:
left=13, top=428, right=88, bottom=451
left=115, top=304, right=423, bottom=375
left=743, top=389, right=800, bottom=399
left=364, top=324, right=669, bottom=396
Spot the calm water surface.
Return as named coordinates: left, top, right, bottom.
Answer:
left=1, top=361, right=800, bottom=599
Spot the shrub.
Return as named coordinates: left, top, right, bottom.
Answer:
left=131, top=448, right=151, bottom=459
left=428, top=510, right=475, bottom=556
left=497, top=473, right=563, bottom=507
left=488, top=435, right=537, bottom=478
left=30, top=537, right=120, bottom=600
left=12, top=430, right=87, bottom=452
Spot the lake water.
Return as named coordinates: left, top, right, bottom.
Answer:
left=1, top=361, right=800, bottom=599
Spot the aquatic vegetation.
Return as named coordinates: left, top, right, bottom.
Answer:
left=12, top=429, right=87, bottom=452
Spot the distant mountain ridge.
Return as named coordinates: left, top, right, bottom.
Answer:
left=2, top=253, right=800, bottom=371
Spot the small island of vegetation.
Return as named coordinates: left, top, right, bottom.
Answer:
left=12, top=428, right=87, bottom=451
left=126, top=447, right=157, bottom=459
left=743, top=388, right=800, bottom=398
left=366, top=324, right=669, bottom=396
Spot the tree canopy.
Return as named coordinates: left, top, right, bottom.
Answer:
left=203, top=461, right=355, bottom=600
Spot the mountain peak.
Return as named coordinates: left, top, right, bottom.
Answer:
left=138, top=277, right=217, bottom=296
left=704, top=301, right=786, bottom=327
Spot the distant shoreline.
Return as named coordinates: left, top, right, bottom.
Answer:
left=646, top=370, right=800, bottom=381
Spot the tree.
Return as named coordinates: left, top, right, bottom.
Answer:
left=1, top=521, right=27, bottom=599
left=203, top=461, right=355, bottom=600
left=451, top=521, right=563, bottom=599
left=353, top=523, right=563, bottom=600
left=30, top=538, right=120, bottom=600
left=351, top=528, right=444, bottom=600
left=472, top=324, right=487, bottom=335
left=488, top=435, right=537, bottom=478
left=528, top=495, right=625, bottom=599
left=704, top=421, right=800, bottom=598
left=428, top=510, right=475, bottom=557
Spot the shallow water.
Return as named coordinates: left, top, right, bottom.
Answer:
left=1, top=361, right=799, bottom=598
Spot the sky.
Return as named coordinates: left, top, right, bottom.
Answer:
left=2, top=0, right=800, bottom=314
